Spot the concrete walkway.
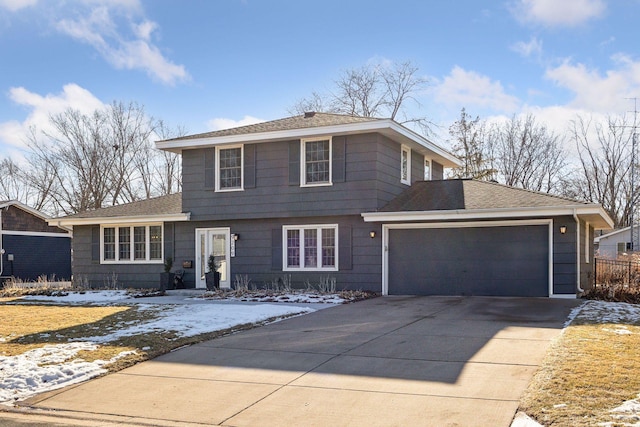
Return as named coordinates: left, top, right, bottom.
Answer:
left=8, top=296, right=579, bottom=426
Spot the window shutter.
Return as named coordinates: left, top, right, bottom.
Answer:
left=91, top=226, right=100, bottom=263
left=164, top=223, right=174, bottom=261
left=332, top=136, right=346, bottom=183
left=204, top=148, right=215, bottom=189
left=339, top=225, right=352, bottom=270
left=288, top=141, right=300, bottom=186
left=272, top=228, right=283, bottom=270
left=244, top=144, right=256, bottom=189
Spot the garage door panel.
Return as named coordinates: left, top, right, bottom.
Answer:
left=388, top=225, right=548, bottom=297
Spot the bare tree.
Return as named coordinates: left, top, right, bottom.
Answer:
left=447, top=108, right=494, bottom=180
left=563, top=114, right=637, bottom=227
left=19, top=101, right=181, bottom=215
left=490, top=114, right=566, bottom=193
left=290, top=60, right=433, bottom=134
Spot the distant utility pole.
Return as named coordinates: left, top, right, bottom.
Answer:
left=628, top=98, right=638, bottom=252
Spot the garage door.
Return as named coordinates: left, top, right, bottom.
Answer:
left=387, top=224, right=549, bottom=297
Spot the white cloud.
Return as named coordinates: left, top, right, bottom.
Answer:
left=54, top=3, right=188, bottom=85
left=512, top=0, right=606, bottom=27
left=0, top=84, right=105, bottom=151
left=545, top=55, right=640, bottom=113
left=0, top=0, right=37, bottom=11
left=207, top=116, right=265, bottom=131
left=432, top=66, right=520, bottom=114
left=511, top=36, right=543, bottom=58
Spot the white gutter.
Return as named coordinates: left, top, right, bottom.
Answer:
left=49, top=212, right=191, bottom=227
left=573, top=209, right=584, bottom=294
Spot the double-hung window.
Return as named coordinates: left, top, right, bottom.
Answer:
left=101, top=224, right=163, bottom=263
left=301, top=138, right=332, bottom=186
left=216, top=145, right=243, bottom=191
left=283, top=225, right=338, bottom=271
left=424, top=157, right=431, bottom=180
left=401, top=145, right=411, bottom=185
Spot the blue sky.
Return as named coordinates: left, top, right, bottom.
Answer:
left=1, top=0, right=638, bottom=160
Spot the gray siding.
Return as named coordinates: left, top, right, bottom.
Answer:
left=71, top=223, right=176, bottom=289
left=173, top=215, right=381, bottom=291
left=1, top=234, right=71, bottom=281
left=432, top=161, right=444, bottom=180
left=553, top=216, right=577, bottom=295
left=182, top=132, right=419, bottom=220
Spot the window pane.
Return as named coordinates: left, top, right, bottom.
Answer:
left=321, top=228, right=335, bottom=267
left=149, top=226, right=162, bottom=260
left=134, top=226, right=146, bottom=260
left=304, top=229, right=317, bottom=268
left=104, top=227, right=115, bottom=260
left=305, top=140, right=330, bottom=183
left=287, top=229, right=300, bottom=268
left=424, top=159, right=431, bottom=180
left=401, top=149, right=408, bottom=181
left=219, top=147, right=242, bottom=189
left=118, top=227, right=130, bottom=260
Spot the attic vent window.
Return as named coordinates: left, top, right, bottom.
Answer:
left=304, top=111, right=316, bottom=118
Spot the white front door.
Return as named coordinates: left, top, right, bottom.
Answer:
left=195, top=228, right=231, bottom=289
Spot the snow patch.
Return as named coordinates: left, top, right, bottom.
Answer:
left=0, top=343, right=135, bottom=402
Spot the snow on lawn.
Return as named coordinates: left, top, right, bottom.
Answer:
left=0, top=344, right=136, bottom=403
left=75, top=303, right=315, bottom=343
left=1, top=292, right=316, bottom=404
left=21, top=290, right=132, bottom=304
left=572, top=300, right=640, bottom=325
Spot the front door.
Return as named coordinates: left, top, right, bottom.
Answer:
left=195, top=228, right=231, bottom=289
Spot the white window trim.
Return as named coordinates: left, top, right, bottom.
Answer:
left=424, top=156, right=432, bottom=181
left=301, top=137, right=333, bottom=187
left=215, top=145, right=244, bottom=192
left=401, top=144, right=411, bottom=185
left=282, top=224, right=339, bottom=272
left=100, top=224, right=163, bottom=264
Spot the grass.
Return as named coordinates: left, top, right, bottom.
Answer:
left=518, top=303, right=640, bottom=426
left=0, top=299, right=275, bottom=374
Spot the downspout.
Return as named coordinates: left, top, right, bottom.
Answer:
left=573, top=209, right=583, bottom=294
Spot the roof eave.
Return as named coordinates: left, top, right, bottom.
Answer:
left=156, top=119, right=462, bottom=168
left=362, top=204, right=614, bottom=229
left=48, top=212, right=191, bottom=227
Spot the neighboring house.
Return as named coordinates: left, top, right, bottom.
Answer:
left=594, top=225, right=640, bottom=258
left=49, top=112, right=614, bottom=297
left=0, top=200, right=72, bottom=282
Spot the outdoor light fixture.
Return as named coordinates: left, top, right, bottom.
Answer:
left=559, top=226, right=567, bottom=234
left=233, top=234, right=240, bottom=241
left=370, top=231, right=376, bottom=238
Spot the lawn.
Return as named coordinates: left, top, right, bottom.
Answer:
left=518, top=300, right=640, bottom=426
left=0, top=290, right=325, bottom=403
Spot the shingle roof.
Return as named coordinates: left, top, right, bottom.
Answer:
left=162, top=112, right=381, bottom=142
left=60, top=193, right=183, bottom=219
left=380, top=179, right=586, bottom=212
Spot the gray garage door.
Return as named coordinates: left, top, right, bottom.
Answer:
left=387, top=225, right=549, bottom=297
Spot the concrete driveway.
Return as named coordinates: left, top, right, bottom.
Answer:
left=11, top=296, right=579, bottom=426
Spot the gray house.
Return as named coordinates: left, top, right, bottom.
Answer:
left=49, top=112, right=613, bottom=297
left=1, top=200, right=72, bottom=282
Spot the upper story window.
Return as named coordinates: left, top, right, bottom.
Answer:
left=216, top=146, right=243, bottom=191
left=424, top=157, right=431, bottom=180
left=302, top=138, right=332, bottom=186
left=401, top=145, right=411, bottom=185
left=102, top=224, right=163, bottom=263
